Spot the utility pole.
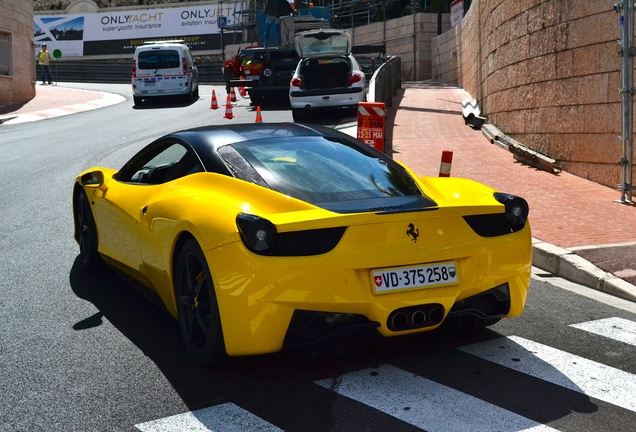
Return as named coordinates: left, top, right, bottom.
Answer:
left=615, top=1, right=635, bottom=203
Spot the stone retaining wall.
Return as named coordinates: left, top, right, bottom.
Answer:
left=432, top=0, right=627, bottom=190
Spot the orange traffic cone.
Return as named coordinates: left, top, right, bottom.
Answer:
left=240, top=77, right=247, bottom=97
left=255, top=106, right=263, bottom=123
left=223, top=95, right=234, bottom=119
left=210, top=89, right=219, bottom=109
left=230, top=87, right=237, bottom=102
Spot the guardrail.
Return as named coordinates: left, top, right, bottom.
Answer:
left=40, top=60, right=227, bottom=84
left=367, top=56, right=401, bottom=108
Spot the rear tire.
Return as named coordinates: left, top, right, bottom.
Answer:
left=174, top=238, right=227, bottom=365
left=292, top=108, right=305, bottom=122
left=185, top=87, right=195, bottom=103
left=133, top=96, right=142, bottom=106
left=74, top=190, right=103, bottom=270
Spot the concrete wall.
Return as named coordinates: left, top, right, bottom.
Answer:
left=0, top=0, right=36, bottom=108
left=225, top=12, right=452, bottom=82
left=432, top=0, right=627, bottom=190
left=351, top=13, right=450, bottom=81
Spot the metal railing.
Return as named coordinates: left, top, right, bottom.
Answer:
left=39, top=60, right=226, bottom=84
left=368, top=55, right=401, bottom=107
left=615, top=0, right=635, bottom=204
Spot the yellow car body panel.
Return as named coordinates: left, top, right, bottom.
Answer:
left=77, top=158, right=532, bottom=357
left=206, top=207, right=530, bottom=356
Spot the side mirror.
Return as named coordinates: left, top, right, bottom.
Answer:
left=80, top=170, right=107, bottom=192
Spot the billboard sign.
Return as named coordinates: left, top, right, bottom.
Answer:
left=34, top=4, right=245, bottom=57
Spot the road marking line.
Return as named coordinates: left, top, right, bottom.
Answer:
left=314, top=364, right=558, bottom=431
left=570, top=317, right=636, bottom=347
left=459, top=336, right=636, bottom=412
left=134, top=402, right=282, bottom=432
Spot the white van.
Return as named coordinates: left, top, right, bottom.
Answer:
left=131, top=40, right=199, bottom=106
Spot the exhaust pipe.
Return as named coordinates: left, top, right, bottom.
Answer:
left=390, top=312, right=408, bottom=330
left=387, top=304, right=445, bottom=331
left=429, top=307, right=444, bottom=325
left=411, top=310, right=426, bottom=327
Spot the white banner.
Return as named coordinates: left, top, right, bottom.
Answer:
left=35, top=3, right=245, bottom=57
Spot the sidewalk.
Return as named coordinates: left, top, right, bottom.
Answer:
left=2, top=81, right=635, bottom=302
left=390, top=82, right=636, bottom=302
left=0, top=83, right=124, bottom=124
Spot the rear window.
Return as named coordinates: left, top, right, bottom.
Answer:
left=297, top=32, right=350, bottom=57
left=137, top=49, right=180, bottom=70
left=218, top=136, right=423, bottom=205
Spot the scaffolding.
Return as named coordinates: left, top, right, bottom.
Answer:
left=218, top=0, right=256, bottom=57
left=330, top=0, right=377, bottom=29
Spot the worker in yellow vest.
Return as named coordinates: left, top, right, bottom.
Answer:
left=37, top=43, right=53, bottom=85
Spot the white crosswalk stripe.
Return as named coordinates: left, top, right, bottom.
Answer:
left=134, top=402, right=282, bottom=432
left=570, top=317, right=636, bottom=347
left=134, top=317, right=636, bottom=431
left=314, top=364, right=559, bottom=432
left=459, top=335, right=636, bottom=413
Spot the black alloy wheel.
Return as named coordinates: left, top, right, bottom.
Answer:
left=174, top=238, right=227, bottom=365
left=75, top=190, right=103, bottom=270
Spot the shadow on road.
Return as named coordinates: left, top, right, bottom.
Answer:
left=132, top=95, right=200, bottom=110
left=68, top=256, right=598, bottom=430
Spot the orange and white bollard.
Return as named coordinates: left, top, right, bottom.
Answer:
left=223, top=95, right=234, bottom=119
left=210, top=89, right=219, bottom=109
left=439, top=150, right=453, bottom=177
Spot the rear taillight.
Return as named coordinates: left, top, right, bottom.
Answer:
left=237, top=214, right=277, bottom=253
left=494, top=193, right=529, bottom=227
left=349, top=72, right=362, bottom=85
left=132, top=60, right=136, bottom=77
left=182, top=58, right=187, bottom=74
left=290, top=77, right=302, bottom=88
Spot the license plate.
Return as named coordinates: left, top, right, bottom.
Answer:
left=144, top=80, right=156, bottom=87
left=372, top=262, right=458, bottom=293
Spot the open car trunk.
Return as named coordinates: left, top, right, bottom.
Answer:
left=300, top=57, right=351, bottom=90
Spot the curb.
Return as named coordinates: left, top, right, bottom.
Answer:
left=0, top=90, right=126, bottom=125
left=532, top=239, right=636, bottom=302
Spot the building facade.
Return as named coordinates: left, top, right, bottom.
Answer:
left=0, top=0, right=36, bottom=108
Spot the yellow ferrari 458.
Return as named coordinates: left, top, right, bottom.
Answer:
left=73, top=123, right=531, bottom=364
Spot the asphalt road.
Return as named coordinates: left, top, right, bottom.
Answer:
left=1, top=84, right=636, bottom=431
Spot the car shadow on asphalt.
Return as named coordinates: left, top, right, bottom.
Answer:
left=68, top=257, right=598, bottom=428
left=132, top=96, right=200, bottom=110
